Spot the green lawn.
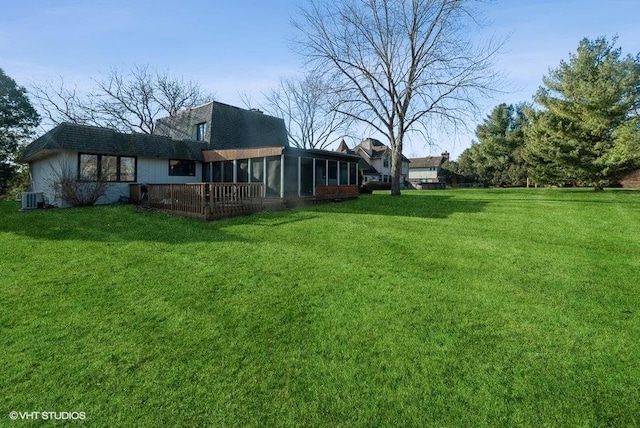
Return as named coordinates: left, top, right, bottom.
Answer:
left=1, top=189, right=639, bottom=427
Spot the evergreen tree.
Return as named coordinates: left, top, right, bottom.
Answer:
left=455, top=103, right=528, bottom=186
left=0, top=68, right=40, bottom=196
left=524, top=37, right=640, bottom=189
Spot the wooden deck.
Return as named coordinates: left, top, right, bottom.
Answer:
left=130, top=183, right=359, bottom=220
left=130, top=183, right=264, bottom=220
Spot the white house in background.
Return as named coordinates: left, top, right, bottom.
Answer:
left=337, top=138, right=410, bottom=183
left=407, top=152, right=450, bottom=186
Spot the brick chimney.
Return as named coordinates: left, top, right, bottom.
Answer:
left=441, top=151, right=450, bottom=162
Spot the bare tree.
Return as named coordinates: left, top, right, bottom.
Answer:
left=45, top=160, right=112, bottom=207
left=31, top=66, right=214, bottom=134
left=262, top=73, right=354, bottom=150
left=29, top=77, right=93, bottom=128
left=294, top=0, right=503, bottom=195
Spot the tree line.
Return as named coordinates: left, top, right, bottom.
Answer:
left=452, top=37, right=640, bottom=189
left=3, top=1, right=639, bottom=199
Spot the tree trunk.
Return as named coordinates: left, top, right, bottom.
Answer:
left=390, top=144, right=403, bottom=196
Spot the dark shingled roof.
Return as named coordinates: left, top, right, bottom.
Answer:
left=210, top=102, right=289, bottom=149
left=349, top=138, right=410, bottom=163
left=154, top=101, right=289, bottom=150
left=20, top=123, right=206, bottom=162
left=336, top=139, right=356, bottom=155
left=357, top=138, right=389, bottom=159
left=409, top=156, right=445, bottom=168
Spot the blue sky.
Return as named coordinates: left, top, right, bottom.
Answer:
left=1, top=0, right=639, bottom=158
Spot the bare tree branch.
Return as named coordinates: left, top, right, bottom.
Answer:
left=30, top=66, right=214, bottom=134
left=262, top=73, right=354, bottom=150
left=294, top=0, right=505, bottom=195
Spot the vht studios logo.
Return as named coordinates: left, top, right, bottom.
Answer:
left=9, top=411, right=86, bottom=421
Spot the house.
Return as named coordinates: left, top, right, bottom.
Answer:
left=19, top=101, right=360, bottom=208
left=407, top=152, right=450, bottom=188
left=336, top=138, right=409, bottom=183
left=19, top=123, right=206, bottom=207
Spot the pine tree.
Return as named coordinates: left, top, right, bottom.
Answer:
left=455, top=103, right=528, bottom=186
left=524, top=37, right=640, bottom=189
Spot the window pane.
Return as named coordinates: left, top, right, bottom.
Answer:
left=300, top=157, right=314, bottom=195
left=237, top=159, right=249, bottom=182
left=266, top=156, right=281, bottom=197
left=169, top=160, right=195, bottom=176
left=250, top=158, right=263, bottom=183
left=79, top=154, right=98, bottom=181
left=196, top=122, right=206, bottom=141
left=328, top=161, right=338, bottom=185
left=283, top=155, right=298, bottom=197
left=120, top=157, right=136, bottom=181
left=349, top=163, right=358, bottom=185
left=101, top=156, right=118, bottom=181
left=339, top=161, right=348, bottom=185
left=223, top=161, right=234, bottom=182
left=315, top=159, right=326, bottom=186
left=212, top=162, right=223, bottom=182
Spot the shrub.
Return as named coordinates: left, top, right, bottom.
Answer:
left=47, top=161, right=112, bottom=207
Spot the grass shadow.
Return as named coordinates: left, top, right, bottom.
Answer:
left=306, top=192, right=488, bottom=219
left=1, top=191, right=489, bottom=244
left=0, top=202, right=256, bottom=244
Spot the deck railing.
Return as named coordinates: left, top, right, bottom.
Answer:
left=130, top=183, right=264, bottom=220
left=314, top=185, right=359, bottom=199
left=130, top=183, right=359, bottom=220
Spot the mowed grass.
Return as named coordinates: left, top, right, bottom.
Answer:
left=1, top=188, right=639, bottom=427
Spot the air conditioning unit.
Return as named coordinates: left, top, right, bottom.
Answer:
left=21, top=192, right=44, bottom=210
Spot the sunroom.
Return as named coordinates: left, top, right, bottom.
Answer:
left=202, top=146, right=361, bottom=200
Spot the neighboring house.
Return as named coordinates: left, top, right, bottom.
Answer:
left=20, top=101, right=360, bottom=206
left=337, top=138, right=410, bottom=183
left=408, top=152, right=450, bottom=187
left=619, top=170, right=640, bottom=188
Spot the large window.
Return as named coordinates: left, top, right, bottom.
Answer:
left=78, top=153, right=136, bottom=182
left=169, top=160, right=196, bottom=176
